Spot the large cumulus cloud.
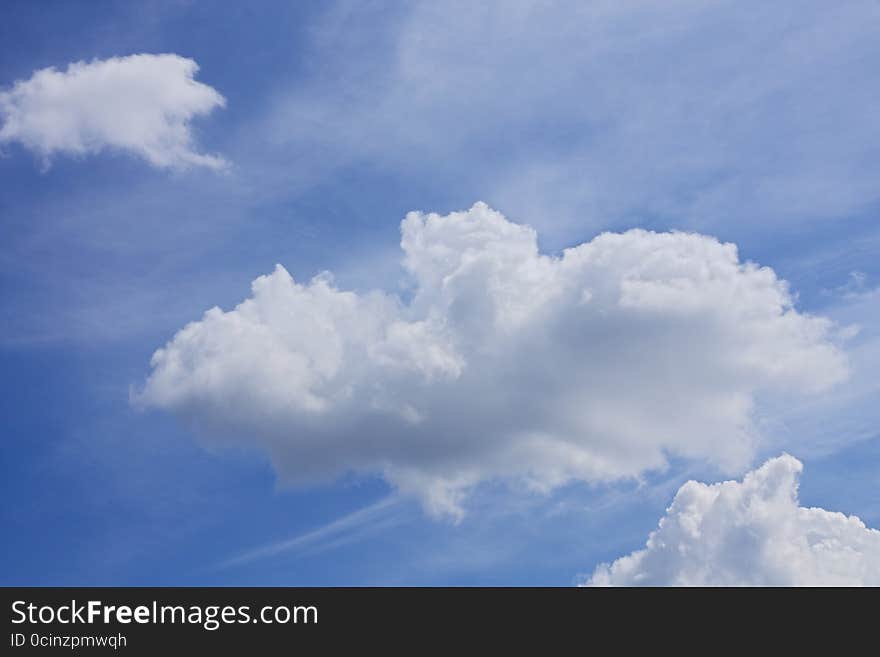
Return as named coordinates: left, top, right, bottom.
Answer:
left=587, top=454, right=880, bottom=586
left=135, top=203, right=847, bottom=518
left=0, top=54, right=226, bottom=170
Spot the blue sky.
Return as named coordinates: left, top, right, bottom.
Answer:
left=1, top=1, right=879, bottom=585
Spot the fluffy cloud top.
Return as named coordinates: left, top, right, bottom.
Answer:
left=0, top=54, right=226, bottom=170
left=587, top=454, right=880, bottom=586
left=136, top=203, right=847, bottom=519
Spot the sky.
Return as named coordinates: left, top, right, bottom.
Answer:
left=1, top=0, right=879, bottom=586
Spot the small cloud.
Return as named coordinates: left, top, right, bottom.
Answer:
left=0, top=53, right=226, bottom=170
left=824, top=271, right=878, bottom=301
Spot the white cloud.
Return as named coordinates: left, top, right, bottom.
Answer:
left=586, top=454, right=880, bottom=586
left=135, top=203, right=847, bottom=519
left=0, top=54, right=226, bottom=170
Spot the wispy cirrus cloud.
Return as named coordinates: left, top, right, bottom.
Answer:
left=217, top=496, right=401, bottom=570
left=260, top=1, right=880, bottom=241
left=136, top=203, right=848, bottom=520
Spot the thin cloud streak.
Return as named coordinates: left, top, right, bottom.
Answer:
left=215, top=496, right=400, bottom=570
